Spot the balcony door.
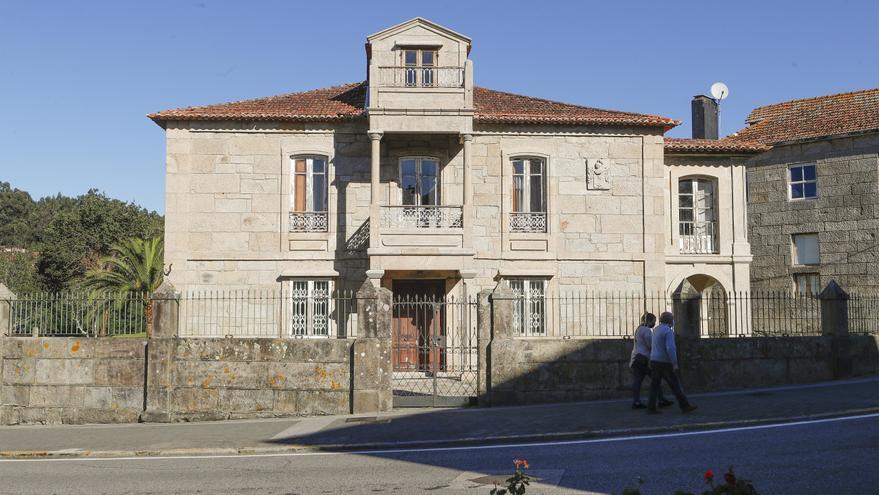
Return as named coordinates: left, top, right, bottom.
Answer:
left=397, top=157, right=443, bottom=228
left=679, top=178, right=716, bottom=254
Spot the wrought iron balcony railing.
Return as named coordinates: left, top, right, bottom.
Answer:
left=679, top=220, right=717, bottom=254
left=374, top=66, right=465, bottom=88
left=380, top=205, right=463, bottom=229
left=289, top=211, right=328, bottom=233
left=509, top=212, right=547, bottom=233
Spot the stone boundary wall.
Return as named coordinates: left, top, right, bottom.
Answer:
left=0, top=338, right=146, bottom=425
left=146, top=338, right=352, bottom=422
left=488, top=335, right=879, bottom=406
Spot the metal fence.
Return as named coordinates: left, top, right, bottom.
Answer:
left=510, top=290, right=873, bottom=339
left=849, top=293, right=879, bottom=335
left=177, top=289, right=360, bottom=338
left=4, top=291, right=148, bottom=337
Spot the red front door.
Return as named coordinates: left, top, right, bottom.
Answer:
left=392, top=279, right=446, bottom=372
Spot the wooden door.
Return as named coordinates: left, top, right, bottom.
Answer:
left=392, top=280, right=445, bottom=372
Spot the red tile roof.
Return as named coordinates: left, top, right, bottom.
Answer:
left=732, top=87, right=879, bottom=145
left=148, top=82, right=679, bottom=129
left=664, top=137, right=768, bottom=154
left=472, top=87, right=678, bottom=128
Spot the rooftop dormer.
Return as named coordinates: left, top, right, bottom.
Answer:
left=366, top=18, right=474, bottom=133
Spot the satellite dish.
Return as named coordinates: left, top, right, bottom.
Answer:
left=711, top=82, right=729, bottom=101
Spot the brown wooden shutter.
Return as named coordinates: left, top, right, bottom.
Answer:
left=294, top=159, right=307, bottom=212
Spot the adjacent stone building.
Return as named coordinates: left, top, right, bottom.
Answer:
left=149, top=18, right=753, bottom=338
left=728, top=88, right=879, bottom=293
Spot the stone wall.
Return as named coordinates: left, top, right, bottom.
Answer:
left=747, top=132, right=879, bottom=291
left=146, top=338, right=352, bottom=421
left=0, top=338, right=145, bottom=425
left=488, top=334, right=879, bottom=406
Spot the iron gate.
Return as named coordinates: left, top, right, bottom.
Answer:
left=391, top=295, right=479, bottom=407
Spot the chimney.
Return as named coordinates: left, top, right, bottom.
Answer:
left=691, top=95, right=719, bottom=139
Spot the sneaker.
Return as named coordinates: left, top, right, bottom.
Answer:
left=681, top=404, right=698, bottom=414
left=658, top=399, right=674, bottom=408
left=647, top=409, right=661, bottom=415
left=632, top=402, right=647, bottom=410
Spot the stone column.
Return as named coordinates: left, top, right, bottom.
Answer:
left=476, top=288, right=492, bottom=406
left=487, top=281, right=518, bottom=405
left=351, top=279, right=393, bottom=413
left=819, top=280, right=852, bottom=379
left=461, top=133, right=473, bottom=248
left=0, top=283, right=13, bottom=337
left=142, top=281, right=180, bottom=422
left=368, top=131, right=383, bottom=252
left=149, top=281, right=179, bottom=339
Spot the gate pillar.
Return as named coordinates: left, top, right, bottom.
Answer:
left=352, top=279, right=393, bottom=414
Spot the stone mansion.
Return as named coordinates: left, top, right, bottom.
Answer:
left=149, top=18, right=760, bottom=309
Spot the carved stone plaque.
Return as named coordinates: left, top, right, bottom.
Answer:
left=587, top=158, right=611, bottom=190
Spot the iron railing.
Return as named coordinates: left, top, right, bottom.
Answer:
left=679, top=221, right=717, bottom=254
left=506, top=290, right=857, bottom=339
left=177, top=289, right=359, bottom=338
left=4, top=291, right=148, bottom=337
left=374, top=66, right=465, bottom=88
left=289, top=211, right=328, bottom=232
left=380, top=205, right=463, bottom=229
left=509, top=212, right=547, bottom=233
left=849, top=293, right=879, bottom=335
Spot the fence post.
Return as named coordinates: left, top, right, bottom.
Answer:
left=487, top=281, right=517, bottom=406
left=150, top=281, right=179, bottom=339
left=819, top=280, right=852, bottom=379
left=672, top=287, right=701, bottom=340
left=0, top=283, right=13, bottom=337
left=141, top=281, right=179, bottom=422
left=351, top=279, right=393, bottom=414
left=476, top=289, right=492, bottom=406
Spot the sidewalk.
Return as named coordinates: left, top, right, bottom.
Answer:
left=1, top=377, right=878, bottom=458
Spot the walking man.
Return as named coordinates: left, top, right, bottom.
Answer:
left=630, top=312, right=673, bottom=409
left=647, top=311, right=697, bottom=414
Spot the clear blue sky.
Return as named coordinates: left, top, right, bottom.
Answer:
left=2, top=0, right=877, bottom=213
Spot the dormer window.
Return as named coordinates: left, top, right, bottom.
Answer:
left=402, top=48, right=436, bottom=87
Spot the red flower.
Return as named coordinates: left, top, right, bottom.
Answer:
left=704, top=470, right=715, bottom=482
left=513, top=458, right=530, bottom=470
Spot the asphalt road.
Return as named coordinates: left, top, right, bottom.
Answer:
left=1, top=414, right=877, bottom=494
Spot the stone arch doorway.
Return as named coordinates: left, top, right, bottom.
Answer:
left=673, top=275, right=731, bottom=338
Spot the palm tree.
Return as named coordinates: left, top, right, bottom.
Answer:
left=83, top=236, right=165, bottom=328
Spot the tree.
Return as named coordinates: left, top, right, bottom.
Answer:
left=0, top=182, right=36, bottom=247
left=83, top=236, right=165, bottom=294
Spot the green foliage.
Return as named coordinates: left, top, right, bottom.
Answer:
left=0, top=250, right=41, bottom=294
left=491, top=460, right=531, bottom=495
left=0, top=183, right=163, bottom=291
left=83, top=236, right=165, bottom=294
left=625, top=467, right=760, bottom=495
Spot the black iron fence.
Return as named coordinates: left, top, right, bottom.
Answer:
left=510, top=290, right=877, bottom=339
left=4, top=291, right=148, bottom=337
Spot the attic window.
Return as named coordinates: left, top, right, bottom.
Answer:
left=401, top=48, right=436, bottom=87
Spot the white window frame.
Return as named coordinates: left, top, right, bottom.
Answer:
left=788, top=163, right=818, bottom=201
left=792, top=233, right=820, bottom=266
left=398, top=156, right=441, bottom=206
left=511, top=157, right=547, bottom=214
left=287, top=279, right=332, bottom=338
left=289, top=155, right=329, bottom=232
left=678, top=177, right=718, bottom=254
left=508, top=278, right=547, bottom=336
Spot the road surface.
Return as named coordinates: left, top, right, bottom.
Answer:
left=2, top=413, right=876, bottom=494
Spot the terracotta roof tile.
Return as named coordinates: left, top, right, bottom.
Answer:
left=664, top=137, right=768, bottom=154
left=148, top=82, right=679, bottom=129
left=472, top=87, right=678, bottom=128
left=148, top=83, right=367, bottom=123
left=732, top=87, right=879, bottom=145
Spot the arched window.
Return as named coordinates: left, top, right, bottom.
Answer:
left=678, top=177, right=716, bottom=254
left=510, top=157, right=547, bottom=233
left=289, top=155, right=328, bottom=232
